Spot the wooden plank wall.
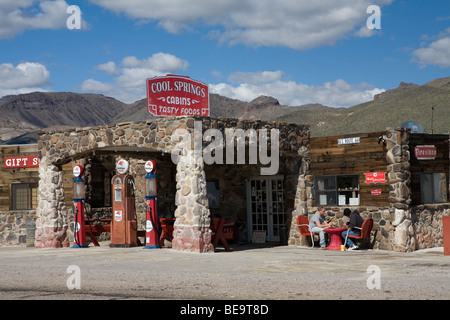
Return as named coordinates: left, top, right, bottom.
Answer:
left=409, top=134, right=449, bottom=205
left=310, top=131, right=389, bottom=207
left=0, top=144, right=40, bottom=210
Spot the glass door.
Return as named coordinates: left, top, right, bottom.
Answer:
left=246, top=176, right=285, bottom=242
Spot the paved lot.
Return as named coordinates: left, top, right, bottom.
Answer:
left=0, top=242, right=449, bottom=301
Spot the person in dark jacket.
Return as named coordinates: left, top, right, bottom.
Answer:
left=341, top=208, right=364, bottom=250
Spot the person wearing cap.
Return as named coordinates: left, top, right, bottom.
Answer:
left=341, top=208, right=364, bottom=250
left=309, top=206, right=334, bottom=249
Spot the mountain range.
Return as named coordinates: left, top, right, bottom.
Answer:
left=0, top=77, right=449, bottom=145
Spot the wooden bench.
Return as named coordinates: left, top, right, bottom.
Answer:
left=85, top=219, right=146, bottom=246
left=211, top=218, right=237, bottom=252
left=84, top=219, right=111, bottom=246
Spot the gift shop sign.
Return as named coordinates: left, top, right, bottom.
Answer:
left=146, top=75, right=209, bottom=117
left=364, top=172, right=386, bottom=184
left=4, top=156, right=39, bottom=168
left=414, top=145, right=437, bottom=160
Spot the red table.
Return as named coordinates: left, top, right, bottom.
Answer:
left=324, top=227, right=346, bottom=250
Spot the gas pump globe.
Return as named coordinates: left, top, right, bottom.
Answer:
left=144, top=160, right=160, bottom=249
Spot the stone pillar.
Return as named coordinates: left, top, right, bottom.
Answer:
left=289, top=146, right=311, bottom=246
left=172, top=150, right=213, bottom=253
left=34, top=157, right=69, bottom=248
left=385, top=128, right=413, bottom=252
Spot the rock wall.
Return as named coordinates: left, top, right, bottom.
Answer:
left=0, top=211, right=36, bottom=246
left=410, top=204, right=450, bottom=250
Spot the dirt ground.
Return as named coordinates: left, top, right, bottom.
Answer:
left=0, top=242, right=449, bottom=301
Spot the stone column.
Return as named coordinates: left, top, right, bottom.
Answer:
left=172, top=151, right=213, bottom=252
left=289, top=146, right=311, bottom=246
left=385, top=128, right=413, bottom=252
left=34, top=157, right=69, bottom=248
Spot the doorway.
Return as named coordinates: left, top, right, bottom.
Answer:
left=246, top=176, right=285, bottom=242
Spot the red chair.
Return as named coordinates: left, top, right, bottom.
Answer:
left=296, top=215, right=318, bottom=248
left=344, top=218, right=374, bottom=248
left=159, top=218, right=175, bottom=243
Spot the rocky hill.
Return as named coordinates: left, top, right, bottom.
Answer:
left=0, top=77, right=449, bottom=144
left=0, top=92, right=125, bottom=143
left=276, top=77, right=450, bottom=137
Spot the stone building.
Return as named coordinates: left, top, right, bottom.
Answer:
left=0, top=144, right=39, bottom=246
left=0, top=121, right=448, bottom=253
left=34, top=116, right=310, bottom=252
left=296, top=128, right=450, bottom=252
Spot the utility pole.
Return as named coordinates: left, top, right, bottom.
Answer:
left=431, top=106, right=434, bottom=134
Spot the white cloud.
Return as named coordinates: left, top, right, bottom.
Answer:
left=0, top=0, right=75, bottom=39
left=95, top=61, right=119, bottom=75
left=83, top=61, right=384, bottom=107
left=81, top=53, right=189, bottom=103
left=412, top=28, right=450, bottom=68
left=209, top=74, right=384, bottom=108
left=0, top=62, right=51, bottom=97
left=121, top=53, right=189, bottom=71
left=88, top=0, right=393, bottom=50
left=228, top=71, right=283, bottom=84
left=80, top=79, right=113, bottom=93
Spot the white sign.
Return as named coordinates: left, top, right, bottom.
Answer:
left=73, top=165, right=83, bottom=177
left=116, top=159, right=129, bottom=174
left=145, top=160, right=156, bottom=173
left=252, top=230, right=266, bottom=243
left=114, top=210, right=123, bottom=222
left=338, top=137, right=360, bottom=145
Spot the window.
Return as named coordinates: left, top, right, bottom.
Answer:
left=206, top=181, right=220, bottom=209
left=420, top=173, right=447, bottom=204
left=11, top=183, right=38, bottom=210
left=315, top=175, right=360, bottom=206
left=89, top=161, right=112, bottom=208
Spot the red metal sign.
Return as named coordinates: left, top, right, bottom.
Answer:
left=414, top=145, right=437, bottom=160
left=364, top=172, right=386, bottom=184
left=371, top=189, right=382, bottom=196
left=146, top=75, right=209, bottom=117
left=4, top=156, right=39, bottom=168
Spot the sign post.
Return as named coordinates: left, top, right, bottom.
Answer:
left=146, top=75, right=209, bottom=117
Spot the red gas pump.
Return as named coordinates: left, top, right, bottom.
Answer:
left=110, top=159, right=138, bottom=247
left=72, top=165, right=88, bottom=248
left=144, top=160, right=160, bottom=249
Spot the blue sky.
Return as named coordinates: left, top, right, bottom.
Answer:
left=0, top=0, right=449, bottom=107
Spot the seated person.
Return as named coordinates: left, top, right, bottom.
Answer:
left=309, top=206, right=334, bottom=249
left=342, top=208, right=364, bottom=250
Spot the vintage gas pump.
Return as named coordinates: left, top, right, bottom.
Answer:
left=144, top=160, right=160, bottom=249
left=110, top=159, right=138, bottom=247
left=72, top=165, right=88, bottom=248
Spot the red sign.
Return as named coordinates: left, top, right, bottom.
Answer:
left=146, top=75, right=209, bottom=117
left=414, top=145, right=437, bottom=160
left=371, top=189, right=382, bottom=196
left=4, top=156, right=39, bottom=168
left=364, top=172, right=386, bottom=184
